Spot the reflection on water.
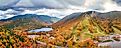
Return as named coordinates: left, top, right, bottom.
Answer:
left=28, top=28, right=53, bottom=32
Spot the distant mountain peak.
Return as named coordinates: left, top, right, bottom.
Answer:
left=0, top=14, right=60, bottom=23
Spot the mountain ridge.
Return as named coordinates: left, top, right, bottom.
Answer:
left=0, top=14, right=60, bottom=31
left=0, top=14, right=60, bottom=23
left=52, top=11, right=121, bottom=28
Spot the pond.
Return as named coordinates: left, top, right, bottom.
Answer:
left=28, top=27, right=53, bottom=33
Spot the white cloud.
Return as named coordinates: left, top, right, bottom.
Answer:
left=0, top=16, right=5, bottom=19
left=0, top=9, right=19, bottom=19
left=0, top=0, right=121, bottom=11
left=20, top=8, right=83, bottom=18
left=0, top=8, right=85, bottom=19
left=102, top=0, right=121, bottom=11
left=30, top=0, right=121, bottom=11
left=1, top=0, right=121, bottom=20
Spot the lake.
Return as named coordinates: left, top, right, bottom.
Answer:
left=28, top=27, right=53, bottom=33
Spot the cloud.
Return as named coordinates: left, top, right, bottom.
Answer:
left=30, top=0, right=121, bottom=11
left=81, top=0, right=121, bottom=11
left=0, top=8, right=83, bottom=19
left=13, top=0, right=34, bottom=7
left=31, top=0, right=66, bottom=8
left=0, top=0, right=20, bottom=7
left=1, top=0, right=121, bottom=20
left=102, top=0, right=121, bottom=11
left=31, top=0, right=84, bottom=9
left=17, top=8, right=82, bottom=18
left=0, top=0, right=121, bottom=11
left=0, top=9, right=20, bottom=19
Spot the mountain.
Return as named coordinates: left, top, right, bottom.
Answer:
left=37, top=11, right=121, bottom=47
left=0, top=14, right=60, bottom=31
left=95, top=11, right=121, bottom=21
left=52, top=12, right=82, bottom=28
left=52, top=11, right=121, bottom=36
left=52, top=11, right=121, bottom=28
left=0, top=14, right=60, bottom=24
left=52, top=11, right=121, bottom=40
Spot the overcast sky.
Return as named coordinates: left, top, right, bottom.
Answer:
left=0, top=0, right=121, bottom=19
left=0, top=0, right=121, bottom=10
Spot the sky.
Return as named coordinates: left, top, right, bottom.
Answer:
left=0, top=0, right=121, bottom=19
left=0, top=0, right=121, bottom=10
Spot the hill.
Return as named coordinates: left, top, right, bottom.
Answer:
left=35, top=11, right=121, bottom=48
left=0, top=14, right=60, bottom=31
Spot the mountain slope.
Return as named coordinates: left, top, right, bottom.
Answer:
left=37, top=11, right=121, bottom=47
left=52, top=11, right=121, bottom=28
left=57, top=11, right=121, bottom=37
left=0, top=14, right=60, bottom=24
left=36, top=14, right=103, bottom=48
left=0, top=14, right=60, bottom=31
left=96, top=11, right=121, bottom=21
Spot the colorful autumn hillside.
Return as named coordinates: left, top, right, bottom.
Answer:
left=0, top=26, right=35, bottom=48
left=1, top=11, right=121, bottom=48
left=35, top=11, right=121, bottom=48
left=0, top=14, right=60, bottom=31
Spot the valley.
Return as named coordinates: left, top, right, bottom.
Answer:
left=1, top=11, right=121, bottom=48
